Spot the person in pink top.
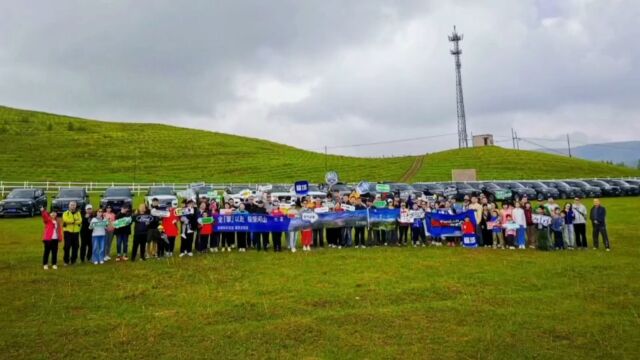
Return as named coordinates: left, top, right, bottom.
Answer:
left=500, top=202, right=513, bottom=224
left=40, top=206, right=63, bottom=270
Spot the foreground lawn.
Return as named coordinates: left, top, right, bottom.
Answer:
left=1, top=198, right=639, bottom=359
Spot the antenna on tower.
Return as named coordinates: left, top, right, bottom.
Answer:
left=449, top=25, right=468, bottom=148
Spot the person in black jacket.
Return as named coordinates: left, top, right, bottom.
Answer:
left=180, top=199, right=198, bottom=257
left=131, top=203, right=155, bottom=261
left=252, top=200, right=269, bottom=251
left=114, top=205, right=132, bottom=261
left=589, top=198, right=610, bottom=251
left=79, top=204, right=95, bottom=263
left=353, top=198, right=367, bottom=248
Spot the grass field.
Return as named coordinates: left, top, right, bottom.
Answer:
left=1, top=105, right=638, bottom=183
left=1, top=197, right=639, bottom=359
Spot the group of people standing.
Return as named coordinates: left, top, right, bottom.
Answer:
left=38, top=191, right=612, bottom=270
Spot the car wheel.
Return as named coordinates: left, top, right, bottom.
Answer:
left=537, top=193, right=544, bottom=201
left=30, top=208, right=34, bottom=217
left=488, top=194, right=495, bottom=203
left=561, top=192, right=567, bottom=199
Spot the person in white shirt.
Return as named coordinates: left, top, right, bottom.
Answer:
left=572, top=197, right=588, bottom=249
left=89, top=208, right=108, bottom=265
left=511, top=201, right=527, bottom=249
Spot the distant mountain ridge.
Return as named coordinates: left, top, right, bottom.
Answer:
left=539, top=141, right=640, bottom=168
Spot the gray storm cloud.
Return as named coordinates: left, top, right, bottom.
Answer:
left=0, top=0, right=638, bottom=156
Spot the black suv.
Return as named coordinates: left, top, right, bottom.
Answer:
left=0, top=188, right=48, bottom=217
left=562, top=180, right=602, bottom=198
left=474, top=182, right=513, bottom=202
left=412, top=182, right=446, bottom=197
left=100, top=187, right=133, bottom=212
left=326, top=183, right=353, bottom=198
left=585, top=180, right=622, bottom=197
left=518, top=181, right=560, bottom=201
left=447, top=182, right=481, bottom=201
left=599, top=179, right=639, bottom=196
left=51, top=187, right=90, bottom=214
left=493, top=182, right=537, bottom=200
left=540, top=181, right=582, bottom=199
left=381, top=182, right=419, bottom=200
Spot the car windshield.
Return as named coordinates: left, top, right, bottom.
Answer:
left=455, top=183, right=473, bottom=190
left=329, top=184, right=350, bottom=192
left=194, top=186, right=213, bottom=193
left=59, top=189, right=84, bottom=198
left=554, top=182, right=571, bottom=189
left=483, top=183, right=500, bottom=190
left=105, top=188, right=132, bottom=197
left=228, top=186, right=250, bottom=194
left=508, top=183, right=525, bottom=189
left=148, top=187, right=173, bottom=196
left=7, top=189, right=35, bottom=199
left=270, top=185, right=291, bottom=192
left=308, top=185, right=321, bottom=192
left=390, top=184, right=414, bottom=191
left=588, top=180, right=609, bottom=187
left=566, top=180, right=589, bottom=187
left=426, top=184, right=444, bottom=190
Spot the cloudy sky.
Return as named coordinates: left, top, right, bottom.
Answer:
left=1, top=0, right=639, bottom=156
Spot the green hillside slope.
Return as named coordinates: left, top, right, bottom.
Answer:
left=413, top=147, right=640, bottom=181
left=0, top=106, right=638, bottom=183
left=0, top=106, right=414, bottom=183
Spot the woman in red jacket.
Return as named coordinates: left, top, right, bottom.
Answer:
left=162, top=201, right=180, bottom=257
left=40, top=206, right=63, bottom=270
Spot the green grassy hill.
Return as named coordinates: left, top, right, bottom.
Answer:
left=416, top=147, right=640, bottom=181
left=0, top=105, right=638, bottom=183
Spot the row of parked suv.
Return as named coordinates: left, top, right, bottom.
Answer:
left=0, top=179, right=637, bottom=217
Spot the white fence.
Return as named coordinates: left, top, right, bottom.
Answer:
left=0, top=181, right=270, bottom=197
left=1, top=177, right=638, bottom=197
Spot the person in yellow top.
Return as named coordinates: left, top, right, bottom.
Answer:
left=62, top=201, right=82, bottom=265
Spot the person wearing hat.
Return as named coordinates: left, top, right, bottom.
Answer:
left=62, top=201, right=82, bottom=265
left=79, top=204, right=95, bottom=263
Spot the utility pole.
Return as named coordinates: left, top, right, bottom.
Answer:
left=511, top=128, right=516, bottom=149
left=566, top=134, right=572, bottom=158
left=449, top=26, right=468, bottom=149
left=515, top=131, right=520, bottom=150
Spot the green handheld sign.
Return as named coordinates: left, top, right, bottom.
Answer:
left=374, top=200, right=387, bottom=208
left=200, top=217, right=214, bottom=225
left=376, top=184, right=391, bottom=192
left=113, top=217, right=132, bottom=229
